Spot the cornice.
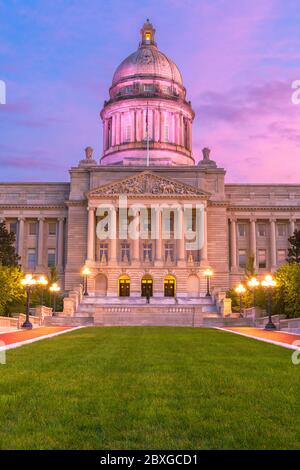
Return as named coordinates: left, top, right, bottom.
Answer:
left=0, top=204, right=67, bottom=210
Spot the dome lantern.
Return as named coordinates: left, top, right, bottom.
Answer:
left=140, top=19, right=156, bottom=47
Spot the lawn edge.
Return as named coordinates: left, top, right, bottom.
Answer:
left=0, top=326, right=86, bottom=352
left=216, top=327, right=300, bottom=350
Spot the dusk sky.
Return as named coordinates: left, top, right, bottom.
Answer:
left=0, top=0, right=299, bottom=183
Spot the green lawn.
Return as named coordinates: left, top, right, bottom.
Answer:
left=0, top=327, right=299, bottom=450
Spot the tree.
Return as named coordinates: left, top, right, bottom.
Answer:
left=0, top=266, right=25, bottom=315
left=287, top=230, right=300, bottom=264
left=0, top=221, right=20, bottom=266
left=273, top=263, right=300, bottom=318
left=245, top=254, right=256, bottom=279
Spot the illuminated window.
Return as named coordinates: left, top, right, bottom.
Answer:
left=145, top=32, right=151, bottom=44
left=277, top=249, right=286, bottom=265
left=258, top=249, right=267, bottom=269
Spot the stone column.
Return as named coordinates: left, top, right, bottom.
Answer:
left=250, top=218, right=257, bottom=269
left=103, top=119, right=107, bottom=151
left=200, top=206, right=208, bottom=265
left=57, top=217, right=64, bottom=271
left=153, top=109, right=159, bottom=142
left=116, top=112, right=121, bottom=145
left=132, top=208, right=140, bottom=262
left=160, top=111, right=165, bottom=142
left=110, top=207, right=117, bottom=263
left=111, top=114, right=116, bottom=146
left=155, top=208, right=163, bottom=265
left=189, top=120, right=192, bottom=150
left=17, top=217, right=25, bottom=266
left=177, top=207, right=185, bottom=265
left=37, top=217, right=44, bottom=269
left=87, top=207, right=95, bottom=262
left=270, top=218, right=277, bottom=271
left=180, top=114, right=184, bottom=146
left=290, top=218, right=296, bottom=236
left=230, top=217, right=237, bottom=271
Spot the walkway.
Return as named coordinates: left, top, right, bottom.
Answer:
left=0, top=326, right=81, bottom=351
left=221, top=327, right=300, bottom=350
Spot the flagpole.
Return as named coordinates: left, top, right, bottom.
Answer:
left=146, top=101, right=150, bottom=167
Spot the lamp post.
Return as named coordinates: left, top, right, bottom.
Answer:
left=82, top=266, right=91, bottom=296
left=247, top=277, right=260, bottom=308
left=235, top=283, right=246, bottom=317
left=20, top=274, right=37, bottom=329
left=261, top=274, right=277, bottom=330
left=203, top=268, right=213, bottom=297
left=49, top=282, right=61, bottom=316
left=37, top=275, right=48, bottom=305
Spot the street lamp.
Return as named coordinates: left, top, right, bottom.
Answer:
left=82, top=266, right=91, bottom=296
left=49, top=282, right=61, bottom=316
left=37, top=275, right=48, bottom=305
left=235, top=283, right=246, bottom=317
left=247, top=277, right=260, bottom=308
left=261, top=274, right=277, bottom=330
left=203, top=268, right=213, bottom=297
left=20, top=274, right=37, bottom=329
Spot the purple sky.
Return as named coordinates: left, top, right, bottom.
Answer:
left=0, top=0, right=299, bottom=183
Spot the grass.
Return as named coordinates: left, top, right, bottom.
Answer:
left=0, top=327, right=299, bottom=450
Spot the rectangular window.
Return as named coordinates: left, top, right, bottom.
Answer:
left=144, top=84, right=154, bottom=93
left=29, top=222, right=37, bottom=236
left=47, top=249, right=56, bottom=267
left=165, top=243, right=174, bottom=262
left=277, top=223, right=287, bottom=237
left=277, top=249, right=286, bottom=265
left=9, top=222, right=17, bottom=234
left=48, top=222, right=57, bottom=236
left=238, top=249, right=247, bottom=268
left=258, top=249, right=267, bottom=269
left=143, top=243, right=152, bottom=262
left=99, top=243, right=108, bottom=262
left=238, top=223, right=246, bottom=237
left=121, top=242, right=130, bottom=262
left=27, top=249, right=36, bottom=269
left=257, top=223, right=266, bottom=237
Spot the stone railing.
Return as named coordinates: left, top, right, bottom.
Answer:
left=35, top=305, right=53, bottom=319
left=18, top=314, right=43, bottom=327
left=254, top=314, right=286, bottom=328
left=63, top=284, right=84, bottom=316
left=0, top=316, right=19, bottom=328
left=211, top=288, right=232, bottom=316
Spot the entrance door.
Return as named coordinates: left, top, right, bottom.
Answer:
left=164, top=276, right=175, bottom=297
left=119, top=276, right=130, bottom=297
left=141, top=276, right=153, bottom=297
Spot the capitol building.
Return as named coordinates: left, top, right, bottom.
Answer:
left=1, top=21, right=299, bottom=318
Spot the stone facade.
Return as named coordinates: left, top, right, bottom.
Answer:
left=0, top=21, right=299, bottom=301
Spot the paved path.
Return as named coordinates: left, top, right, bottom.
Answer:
left=221, top=327, right=300, bottom=350
left=0, top=326, right=79, bottom=351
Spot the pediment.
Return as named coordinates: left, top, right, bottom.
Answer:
left=88, top=171, right=210, bottom=198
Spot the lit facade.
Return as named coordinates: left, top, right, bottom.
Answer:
left=0, top=21, right=299, bottom=303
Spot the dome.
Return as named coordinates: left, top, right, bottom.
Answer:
left=112, top=20, right=183, bottom=87
left=112, top=47, right=183, bottom=86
